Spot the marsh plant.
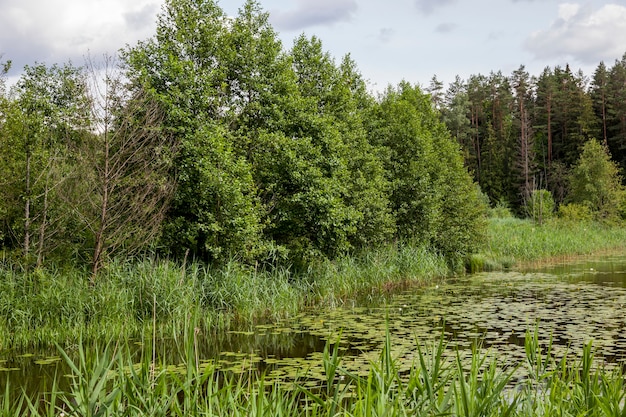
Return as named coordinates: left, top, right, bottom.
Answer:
left=0, top=241, right=452, bottom=349
left=479, top=217, right=626, bottom=270
left=2, top=218, right=626, bottom=349
left=2, top=323, right=626, bottom=417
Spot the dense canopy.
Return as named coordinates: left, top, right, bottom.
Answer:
left=1, top=0, right=625, bottom=275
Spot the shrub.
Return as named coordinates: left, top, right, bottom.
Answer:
left=568, top=139, right=625, bottom=220
left=557, top=203, right=593, bottom=222
left=490, top=201, right=513, bottom=219
left=525, top=189, right=555, bottom=224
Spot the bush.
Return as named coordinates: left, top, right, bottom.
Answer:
left=557, top=203, right=593, bottom=222
left=568, top=139, right=624, bottom=220
left=525, top=189, right=555, bottom=224
left=490, top=201, right=513, bottom=219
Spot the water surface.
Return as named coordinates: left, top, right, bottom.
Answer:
left=3, top=254, right=626, bottom=395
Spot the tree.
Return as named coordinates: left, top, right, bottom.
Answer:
left=442, top=76, right=472, bottom=162
left=124, top=0, right=266, bottom=264
left=126, top=2, right=394, bottom=266
left=480, top=71, right=515, bottom=205
left=74, top=58, right=175, bottom=278
left=568, top=139, right=624, bottom=220
left=1, top=63, right=90, bottom=268
left=606, top=54, right=626, bottom=173
left=426, top=75, right=444, bottom=111
left=466, top=74, right=489, bottom=182
left=369, top=82, right=487, bottom=258
left=511, top=66, right=536, bottom=206
left=163, top=122, right=262, bottom=263
left=287, top=36, right=393, bottom=252
left=535, top=67, right=557, bottom=165
left=590, top=62, right=610, bottom=147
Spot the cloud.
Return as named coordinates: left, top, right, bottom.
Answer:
left=0, top=0, right=159, bottom=72
left=378, top=27, right=395, bottom=43
left=414, top=0, right=456, bottom=15
left=125, top=3, right=160, bottom=30
left=270, top=0, right=358, bottom=31
left=435, top=22, right=457, bottom=33
left=524, top=3, right=626, bottom=64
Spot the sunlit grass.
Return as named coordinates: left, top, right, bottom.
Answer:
left=472, top=217, right=626, bottom=271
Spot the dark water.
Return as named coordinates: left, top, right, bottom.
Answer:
left=3, top=253, right=626, bottom=398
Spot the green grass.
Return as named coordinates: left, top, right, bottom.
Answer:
left=1, top=218, right=625, bottom=349
left=2, top=322, right=625, bottom=416
left=469, top=217, right=626, bottom=271
left=0, top=243, right=449, bottom=349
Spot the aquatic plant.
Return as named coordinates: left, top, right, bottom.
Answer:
left=3, top=323, right=626, bottom=416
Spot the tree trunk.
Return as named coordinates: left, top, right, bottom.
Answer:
left=24, top=146, right=31, bottom=267
left=36, top=175, right=50, bottom=269
left=547, top=92, right=552, bottom=164
left=92, top=131, right=110, bottom=281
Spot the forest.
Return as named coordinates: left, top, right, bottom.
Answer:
left=1, top=0, right=625, bottom=278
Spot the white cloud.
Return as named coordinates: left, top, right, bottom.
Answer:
left=524, top=3, right=626, bottom=64
left=414, top=0, right=456, bottom=15
left=557, top=3, right=580, bottom=21
left=0, top=0, right=158, bottom=70
left=270, top=0, right=357, bottom=31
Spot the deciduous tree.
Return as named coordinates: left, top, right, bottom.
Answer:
left=568, top=139, right=624, bottom=220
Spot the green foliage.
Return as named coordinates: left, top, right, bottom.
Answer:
left=489, top=200, right=514, bottom=219
left=557, top=203, right=594, bottom=222
left=0, top=63, right=90, bottom=268
left=525, top=189, right=555, bottom=224
left=8, top=0, right=626, bottom=276
left=568, top=139, right=625, bottom=220
left=124, top=4, right=396, bottom=266
left=369, top=82, right=487, bottom=258
left=164, top=123, right=263, bottom=264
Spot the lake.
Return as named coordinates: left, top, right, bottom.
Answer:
left=2, top=253, right=626, bottom=397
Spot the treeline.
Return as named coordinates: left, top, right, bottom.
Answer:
left=432, top=56, right=626, bottom=214
left=0, top=0, right=486, bottom=276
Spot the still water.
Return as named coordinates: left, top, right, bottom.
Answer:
left=2, top=254, right=626, bottom=396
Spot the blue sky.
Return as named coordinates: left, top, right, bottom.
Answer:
left=2, top=0, right=626, bottom=91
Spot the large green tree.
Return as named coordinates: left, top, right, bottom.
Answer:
left=123, top=0, right=265, bottom=264
left=285, top=36, right=393, bottom=253
left=369, top=82, right=487, bottom=258
left=605, top=54, right=626, bottom=173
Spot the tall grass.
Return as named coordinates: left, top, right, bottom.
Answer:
left=469, top=217, right=626, bottom=271
left=0, top=242, right=449, bottom=349
left=1, top=218, right=624, bottom=348
left=3, top=322, right=625, bottom=416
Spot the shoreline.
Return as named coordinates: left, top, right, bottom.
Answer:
left=1, top=218, right=626, bottom=349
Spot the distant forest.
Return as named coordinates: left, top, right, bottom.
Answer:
left=1, top=0, right=625, bottom=275
left=429, top=58, right=626, bottom=211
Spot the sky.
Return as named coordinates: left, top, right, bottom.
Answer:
left=2, top=0, right=626, bottom=92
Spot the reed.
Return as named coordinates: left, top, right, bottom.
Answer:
left=477, top=217, right=626, bottom=270
left=4, top=323, right=625, bottom=416
left=0, top=242, right=450, bottom=349
left=1, top=218, right=625, bottom=348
